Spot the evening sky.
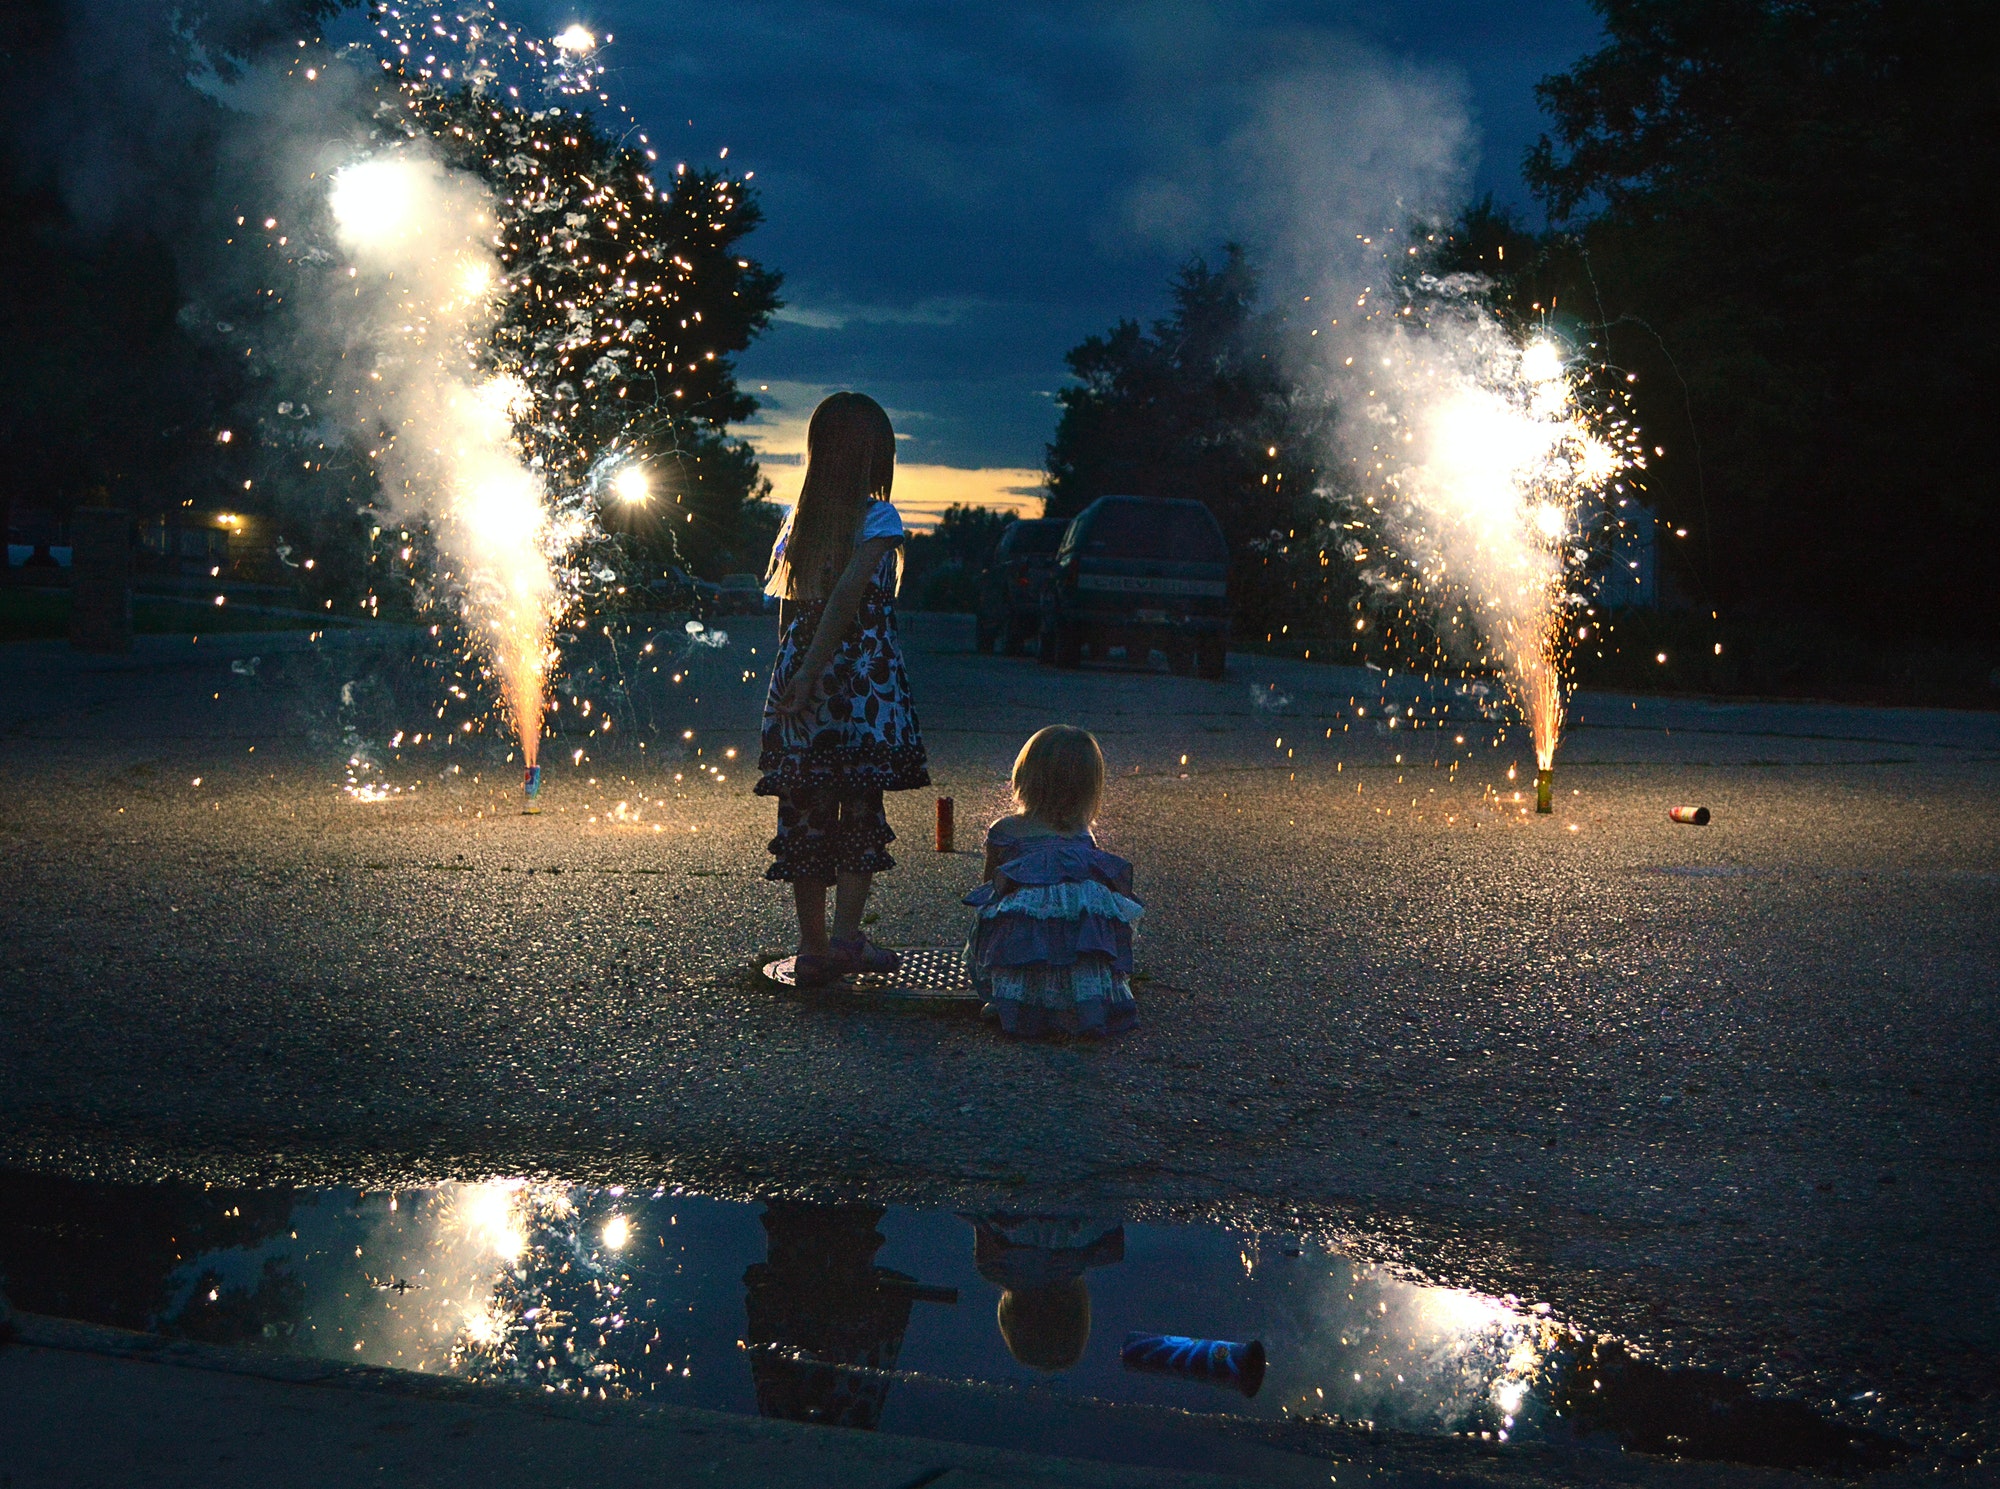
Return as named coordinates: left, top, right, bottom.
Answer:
left=452, top=2, right=1603, bottom=523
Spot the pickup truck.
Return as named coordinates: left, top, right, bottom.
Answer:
left=1039, top=496, right=1229, bottom=678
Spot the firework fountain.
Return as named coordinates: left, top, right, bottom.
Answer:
left=1336, top=278, right=1635, bottom=809
left=328, top=152, right=586, bottom=808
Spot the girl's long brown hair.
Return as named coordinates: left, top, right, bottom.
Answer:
left=765, top=392, right=897, bottom=601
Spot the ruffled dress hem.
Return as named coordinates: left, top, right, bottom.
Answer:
left=761, top=834, right=896, bottom=883
left=988, top=959, right=1138, bottom=1038
left=753, top=740, right=931, bottom=798
left=966, top=830, right=1142, bottom=1040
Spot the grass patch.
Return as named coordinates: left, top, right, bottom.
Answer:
left=134, top=597, right=328, bottom=634
left=1573, top=611, right=1999, bottom=710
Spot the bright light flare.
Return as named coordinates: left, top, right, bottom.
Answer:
left=611, top=465, right=650, bottom=504
left=1519, top=338, right=1565, bottom=385
left=602, top=1213, right=630, bottom=1249
left=1419, top=1287, right=1512, bottom=1336
left=475, top=374, right=530, bottom=423
left=457, top=257, right=495, bottom=301
left=462, top=1301, right=512, bottom=1348
left=329, top=156, right=432, bottom=255
left=553, top=24, right=595, bottom=52
left=455, top=1181, right=527, bottom=1263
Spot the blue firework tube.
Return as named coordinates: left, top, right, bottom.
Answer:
left=523, top=765, right=542, bottom=799
left=1120, top=1333, right=1267, bottom=1396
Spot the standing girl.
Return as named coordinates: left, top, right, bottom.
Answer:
left=965, top=726, right=1141, bottom=1038
left=756, top=393, right=930, bottom=986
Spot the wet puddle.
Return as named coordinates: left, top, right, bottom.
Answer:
left=0, top=1171, right=1898, bottom=1477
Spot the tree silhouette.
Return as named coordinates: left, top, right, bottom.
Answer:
left=1526, top=0, right=1998, bottom=640
left=401, top=84, right=785, bottom=578
left=0, top=0, right=343, bottom=552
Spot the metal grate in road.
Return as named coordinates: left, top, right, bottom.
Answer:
left=760, top=946, right=978, bottom=1002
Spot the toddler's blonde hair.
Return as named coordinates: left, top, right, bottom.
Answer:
left=996, top=1279, right=1091, bottom=1373
left=1011, top=725, right=1104, bottom=833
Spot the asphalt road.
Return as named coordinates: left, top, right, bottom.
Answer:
left=2, top=615, right=1996, bottom=1465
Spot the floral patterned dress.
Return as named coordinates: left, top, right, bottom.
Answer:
left=754, top=503, right=930, bottom=882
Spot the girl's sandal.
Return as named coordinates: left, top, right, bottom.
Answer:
left=829, top=935, right=900, bottom=976
left=791, top=953, right=844, bottom=989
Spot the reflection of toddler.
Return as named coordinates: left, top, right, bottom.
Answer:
left=964, top=726, right=1141, bottom=1038
left=970, top=1214, right=1125, bottom=1373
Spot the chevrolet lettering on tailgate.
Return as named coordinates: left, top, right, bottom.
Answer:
left=1075, top=574, right=1228, bottom=597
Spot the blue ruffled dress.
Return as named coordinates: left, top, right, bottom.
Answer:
left=964, top=823, right=1142, bottom=1038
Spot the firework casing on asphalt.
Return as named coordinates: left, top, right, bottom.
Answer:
left=1536, top=768, right=1554, bottom=814
left=935, top=796, right=954, bottom=853
left=1120, top=1333, right=1267, bottom=1396
left=1669, top=805, right=1711, bottom=825
left=523, top=764, right=542, bottom=814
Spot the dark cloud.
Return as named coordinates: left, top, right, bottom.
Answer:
left=426, top=2, right=1603, bottom=468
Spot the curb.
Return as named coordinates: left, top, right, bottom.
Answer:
left=3, top=1311, right=1264, bottom=1489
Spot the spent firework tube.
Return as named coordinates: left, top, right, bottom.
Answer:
left=1120, top=1333, right=1267, bottom=1397
left=935, top=796, right=955, bottom=853
left=1668, top=805, right=1711, bottom=825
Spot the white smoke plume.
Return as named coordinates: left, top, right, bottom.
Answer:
left=1116, top=29, right=1474, bottom=296
left=4, top=6, right=611, bottom=770
left=1118, top=21, right=1634, bottom=767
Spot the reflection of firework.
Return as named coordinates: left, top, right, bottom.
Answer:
left=448, top=1178, right=531, bottom=1262
left=1335, top=277, right=1638, bottom=774
left=1264, top=1255, right=1562, bottom=1440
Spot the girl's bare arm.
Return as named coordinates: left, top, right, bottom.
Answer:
left=776, top=535, right=897, bottom=713
left=982, top=839, right=1004, bottom=883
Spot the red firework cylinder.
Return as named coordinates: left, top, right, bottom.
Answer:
left=1668, top=805, right=1711, bottom=825
left=935, top=796, right=955, bottom=852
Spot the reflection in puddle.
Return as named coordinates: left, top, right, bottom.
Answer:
left=0, top=1171, right=1899, bottom=1474
left=975, top=1216, right=1122, bottom=1375
left=744, top=1202, right=957, bottom=1428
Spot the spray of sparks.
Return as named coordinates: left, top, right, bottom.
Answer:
left=268, top=5, right=759, bottom=773
left=367, top=5, right=613, bottom=103
left=329, top=152, right=584, bottom=768
left=1337, top=275, right=1639, bottom=771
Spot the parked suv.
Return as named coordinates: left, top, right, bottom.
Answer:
left=975, top=518, right=1067, bottom=654
left=1039, top=496, right=1229, bottom=678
